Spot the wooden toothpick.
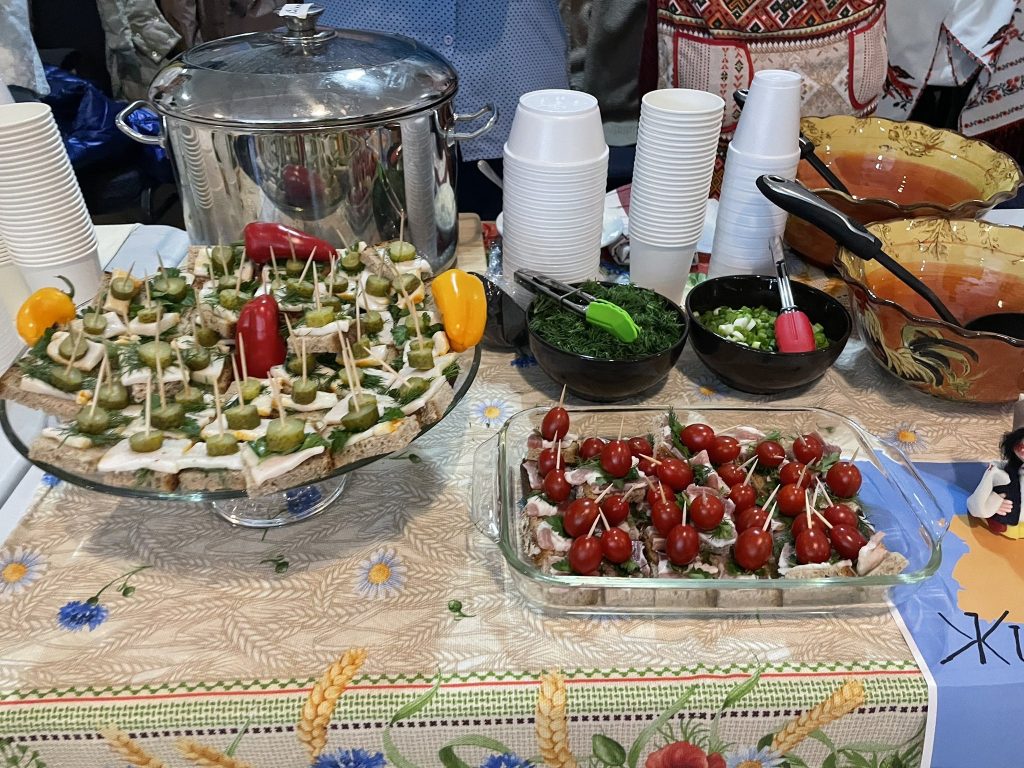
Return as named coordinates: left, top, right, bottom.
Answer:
left=557, top=384, right=566, bottom=410
left=143, top=374, right=153, bottom=437
left=231, top=355, right=246, bottom=408
left=744, top=458, right=759, bottom=485
left=154, top=337, right=167, bottom=409
left=313, top=268, right=321, bottom=312
left=301, top=337, right=308, bottom=386
left=238, top=334, right=249, bottom=382
left=298, top=249, right=317, bottom=283
left=64, top=331, right=84, bottom=375
left=175, top=347, right=192, bottom=397
left=212, top=376, right=225, bottom=437
left=90, top=355, right=105, bottom=415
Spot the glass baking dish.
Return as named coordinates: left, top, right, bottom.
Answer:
left=471, top=405, right=946, bottom=615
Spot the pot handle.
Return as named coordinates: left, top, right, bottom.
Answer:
left=450, top=103, right=498, bottom=142
left=115, top=100, right=165, bottom=147
left=470, top=431, right=501, bottom=541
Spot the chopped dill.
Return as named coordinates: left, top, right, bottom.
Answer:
left=529, top=282, right=682, bottom=360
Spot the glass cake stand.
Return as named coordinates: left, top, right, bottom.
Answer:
left=0, top=347, right=480, bottom=528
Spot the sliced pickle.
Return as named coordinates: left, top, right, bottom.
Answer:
left=195, top=326, right=220, bottom=348
left=365, top=275, right=391, bottom=297
left=138, top=340, right=174, bottom=370
left=225, top=404, right=260, bottom=430
left=265, top=417, right=305, bottom=453
left=335, top=367, right=363, bottom=390
left=184, top=347, right=211, bottom=371
left=217, top=274, right=238, bottom=291
left=209, top=245, right=236, bottom=275
left=362, top=311, right=384, bottom=334
left=151, top=403, right=186, bottom=430
left=82, top=312, right=108, bottom=336
left=341, top=401, right=378, bottom=432
left=50, top=366, right=83, bottom=392
left=285, top=259, right=305, bottom=278
left=58, top=335, right=88, bottom=361
left=303, top=308, right=336, bottom=328
left=174, top=388, right=206, bottom=409
left=239, top=378, right=263, bottom=403
left=351, top=338, right=370, bottom=360
left=398, top=376, right=430, bottom=403
left=136, top=306, right=160, bottom=324
left=205, top=432, right=239, bottom=456
left=388, top=240, right=416, bottom=262
left=340, top=250, right=363, bottom=274
left=218, top=289, right=250, bottom=311
left=351, top=392, right=378, bottom=410
left=290, top=379, right=319, bottom=405
left=286, top=355, right=317, bottom=376
left=163, top=276, right=188, bottom=301
left=320, top=293, right=342, bottom=311
left=391, top=273, right=421, bottom=295
left=109, top=276, right=138, bottom=301
left=286, top=278, right=314, bottom=300
left=408, top=347, right=434, bottom=371
left=76, top=406, right=110, bottom=435
left=130, top=430, right=164, bottom=453
left=97, top=382, right=129, bottom=410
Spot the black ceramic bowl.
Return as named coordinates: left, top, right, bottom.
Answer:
left=527, top=282, right=689, bottom=402
left=684, top=275, right=852, bottom=394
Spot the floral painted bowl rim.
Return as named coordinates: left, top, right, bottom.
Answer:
left=834, top=216, right=1024, bottom=350
left=799, top=115, right=1024, bottom=215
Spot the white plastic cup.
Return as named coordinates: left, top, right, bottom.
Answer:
left=629, top=235, right=696, bottom=304
left=505, top=90, right=607, bottom=165
left=730, top=70, right=802, bottom=157
left=641, top=88, right=726, bottom=119
left=17, top=248, right=102, bottom=296
left=707, top=246, right=775, bottom=279
left=0, top=103, right=56, bottom=134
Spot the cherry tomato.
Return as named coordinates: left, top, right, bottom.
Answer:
left=651, top=499, right=683, bottom=535
left=657, top=458, right=694, bottom=491
left=708, top=436, right=741, bottom=465
left=646, top=481, right=673, bottom=508
left=795, top=529, right=832, bottom=564
left=790, top=512, right=826, bottom=539
left=689, top=495, right=725, bottom=531
left=563, top=498, right=599, bottom=538
left=537, top=447, right=558, bottom=476
left=681, top=423, right=715, bottom=453
left=823, top=503, right=859, bottom=528
left=637, top=455, right=659, bottom=476
left=541, top=407, right=570, bottom=441
left=568, top=535, right=603, bottom=574
left=736, top=506, right=768, bottom=532
left=716, top=462, right=746, bottom=487
left=728, top=483, right=757, bottom=512
left=826, top=461, right=862, bottom=498
left=601, top=494, right=630, bottom=526
left=579, top=437, right=605, bottom=460
left=542, top=469, right=572, bottom=503
left=793, top=434, right=825, bottom=465
left=601, top=528, right=633, bottom=564
left=755, top=440, right=786, bottom=468
left=778, top=461, right=812, bottom=487
left=776, top=484, right=807, bottom=518
left=734, top=528, right=773, bottom=571
left=600, top=440, right=633, bottom=478
left=829, top=524, right=868, bottom=560
left=628, top=436, right=653, bottom=457
left=666, top=524, right=700, bottom=566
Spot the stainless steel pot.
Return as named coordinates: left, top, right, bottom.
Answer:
left=116, top=5, right=496, bottom=273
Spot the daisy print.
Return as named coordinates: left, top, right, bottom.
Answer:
left=0, top=547, right=47, bottom=599
left=355, top=548, right=407, bottom=599
left=472, top=398, right=513, bottom=428
left=887, top=421, right=925, bottom=454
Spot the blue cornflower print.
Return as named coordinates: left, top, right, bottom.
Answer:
left=313, top=748, right=387, bottom=768
left=41, top=473, right=60, bottom=488
left=481, top=754, right=533, bottom=768
left=286, top=485, right=322, bottom=515
left=510, top=353, right=537, bottom=368
left=57, top=600, right=108, bottom=631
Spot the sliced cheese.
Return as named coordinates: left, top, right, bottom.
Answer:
left=242, top=444, right=325, bottom=486
left=200, top=416, right=272, bottom=442
left=19, top=377, right=78, bottom=401
left=251, top=390, right=337, bottom=416
left=178, top=441, right=244, bottom=471
left=121, top=366, right=185, bottom=387
left=127, top=312, right=180, bottom=337
left=322, top=392, right=399, bottom=426
left=292, top=319, right=350, bottom=337
left=41, top=426, right=93, bottom=449
left=69, top=312, right=128, bottom=339
left=400, top=375, right=449, bottom=416
left=189, top=355, right=225, bottom=386
left=97, top=437, right=192, bottom=474
left=46, top=331, right=105, bottom=372
left=355, top=344, right=388, bottom=368
left=393, top=257, right=431, bottom=276
left=343, top=417, right=407, bottom=448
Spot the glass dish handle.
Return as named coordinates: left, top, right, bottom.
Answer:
left=470, top=432, right=501, bottom=541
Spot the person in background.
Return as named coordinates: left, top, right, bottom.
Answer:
left=318, top=1, right=570, bottom=220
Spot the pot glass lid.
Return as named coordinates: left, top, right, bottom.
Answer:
left=148, top=5, right=458, bottom=128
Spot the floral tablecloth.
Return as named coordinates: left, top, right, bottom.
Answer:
left=0, top=230, right=1014, bottom=768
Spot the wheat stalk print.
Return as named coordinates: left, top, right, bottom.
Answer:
left=177, top=739, right=254, bottom=768
left=771, top=679, right=866, bottom=755
left=297, top=647, right=368, bottom=761
left=99, top=725, right=169, bottom=768
left=535, top=671, right=577, bottom=768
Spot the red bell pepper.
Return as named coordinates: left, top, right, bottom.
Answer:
left=235, top=294, right=287, bottom=378
left=243, top=222, right=335, bottom=264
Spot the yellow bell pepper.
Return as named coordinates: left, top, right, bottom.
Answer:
left=432, top=269, right=486, bottom=352
left=16, top=275, right=77, bottom=346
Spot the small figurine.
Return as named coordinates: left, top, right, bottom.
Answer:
left=967, top=395, right=1024, bottom=538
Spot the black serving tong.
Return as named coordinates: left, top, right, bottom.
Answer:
left=733, top=88, right=850, bottom=195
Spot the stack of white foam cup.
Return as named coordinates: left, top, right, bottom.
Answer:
left=709, top=70, right=802, bottom=278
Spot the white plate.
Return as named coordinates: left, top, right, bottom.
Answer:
left=496, top=188, right=628, bottom=249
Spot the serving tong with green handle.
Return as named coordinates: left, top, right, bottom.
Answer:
left=514, top=270, right=640, bottom=343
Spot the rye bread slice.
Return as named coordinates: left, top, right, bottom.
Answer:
left=28, top=435, right=107, bottom=476
left=0, top=367, right=82, bottom=421
left=244, top=449, right=333, bottom=498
